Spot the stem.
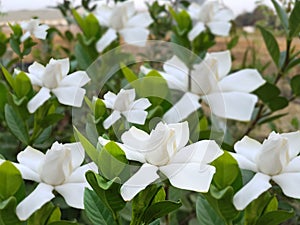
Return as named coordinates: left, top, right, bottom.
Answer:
left=188, top=67, right=192, bottom=92
left=164, top=185, right=170, bottom=225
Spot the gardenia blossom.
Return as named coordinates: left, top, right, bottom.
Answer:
left=13, top=142, right=97, bottom=220
left=95, top=1, right=153, bottom=52
left=187, top=0, right=234, bottom=41
left=20, top=18, right=49, bottom=42
left=141, top=50, right=265, bottom=123
left=26, top=58, right=90, bottom=113
left=102, top=89, right=151, bottom=129
left=99, top=121, right=223, bottom=201
left=231, top=131, right=300, bottom=210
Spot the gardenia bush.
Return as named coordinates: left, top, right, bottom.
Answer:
left=0, top=0, right=300, bottom=224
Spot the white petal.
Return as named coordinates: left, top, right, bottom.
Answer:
left=16, top=183, right=55, bottom=221
left=114, top=89, right=135, bottom=110
left=131, top=98, right=151, bottom=110
left=160, top=163, right=216, bottom=192
left=67, top=162, right=98, bottom=183
left=28, top=61, right=45, bottom=77
left=20, top=31, right=31, bottom=42
left=163, top=92, right=201, bottom=123
left=126, top=12, right=153, bottom=27
left=52, top=86, right=85, bottom=107
left=233, top=173, right=271, bottom=210
left=121, top=126, right=150, bottom=149
left=96, top=28, right=117, bottom=52
left=168, top=121, right=189, bottom=150
left=123, top=110, right=148, bottom=125
left=17, top=146, right=45, bottom=173
left=272, top=173, right=300, bottom=198
left=213, top=7, right=234, bottom=21
left=163, top=56, right=188, bottom=84
left=219, top=69, right=265, bottom=93
left=170, top=140, right=223, bottom=164
left=207, top=50, right=231, bottom=79
left=188, top=22, right=206, bottom=41
left=103, top=91, right=117, bottom=109
left=60, top=71, right=90, bottom=87
left=121, top=163, right=159, bottom=201
left=281, top=131, right=300, bottom=158
left=95, top=4, right=112, bottom=26
left=49, top=58, right=69, bottom=77
left=282, top=156, right=300, bottom=173
left=13, top=163, right=41, bottom=182
left=230, top=153, right=258, bottom=172
left=187, top=3, right=202, bottom=19
left=33, top=24, right=49, bottom=40
left=103, top=110, right=121, bottom=129
left=55, top=183, right=87, bottom=208
left=119, top=27, right=149, bottom=46
left=207, top=21, right=232, bottom=36
left=64, top=142, right=85, bottom=169
left=234, top=136, right=261, bottom=162
left=27, top=87, right=51, bottom=113
left=204, top=92, right=258, bottom=121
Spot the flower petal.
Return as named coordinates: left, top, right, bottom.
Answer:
left=126, top=12, right=153, bottom=27
left=33, top=24, right=49, bottom=40
left=55, top=183, right=87, bottom=209
left=67, top=162, right=98, bottom=183
left=28, top=61, right=45, bottom=78
left=64, top=142, right=85, bottom=169
left=52, top=86, right=85, bottom=107
left=207, top=21, right=232, bottom=36
left=121, top=126, right=150, bottom=149
left=272, top=173, right=300, bottom=198
left=207, top=50, right=231, bottom=79
left=213, top=7, right=234, bottom=21
left=49, top=58, right=70, bottom=77
left=103, top=110, right=121, bottom=129
left=234, top=136, right=261, bottom=163
left=170, top=140, right=223, bottom=164
left=281, top=131, right=300, bottom=158
left=119, top=27, right=149, bottom=46
left=168, top=121, right=189, bottom=150
left=204, top=92, right=258, bottom=121
left=17, top=146, right=45, bottom=173
left=13, top=163, right=41, bottom=182
left=121, top=163, right=159, bottom=201
left=103, top=91, right=117, bottom=109
left=20, top=31, right=31, bottom=42
left=219, top=69, right=265, bottom=93
left=123, top=110, right=148, bottom=125
left=230, top=153, right=258, bottom=172
left=96, top=28, right=118, bottom=52
left=233, top=173, right=271, bottom=210
left=160, top=163, right=216, bottom=192
left=188, top=22, right=205, bottom=41
left=27, top=87, right=51, bottom=113
left=60, top=71, right=90, bottom=87
left=163, top=92, right=201, bottom=123
left=16, top=183, right=55, bottom=221
left=282, top=156, right=300, bottom=173
left=163, top=56, right=188, bottom=85
left=131, top=98, right=151, bottom=110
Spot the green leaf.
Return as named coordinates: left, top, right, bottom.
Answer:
left=258, top=113, right=288, bottom=125
left=227, top=36, right=239, bottom=50
left=196, top=195, right=225, bottom=225
left=84, top=189, right=117, bottom=225
left=0, top=197, right=22, bottom=225
left=257, top=25, right=280, bottom=67
left=143, top=200, right=182, bottom=224
left=9, top=38, right=21, bottom=56
left=291, top=74, right=300, bottom=96
left=267, top=96, right=288, bottom=111
left=93, top=98, right=106, bottom=123
left=40, top=114, right=64, bottom=129
left=254, top=82, right=280, bottom=102
left=0, top=81, right=8, bottom=119
left=255, top=210, right=294, bottom=225
left=289, top=0, right=300, bottom=38
left=211, top=151, right=241, bottom=190
left=169, top=7, right=192, bottom=35
left=73, top=126, right=98, bottom=163
left=28, top=202, right=60, bottom=225
left=121, top=63, right=138, bottom=83
left=4, top=104, right=29, bottom=144
left=1, top=66, right=15, bottom=89
left=14, top=72, right=32, bottom=98
left=48, top=222, right=79, bottom=225
left=98, top=141, right=128, bottom=179
left=271, top=0, right=288, bottom=35
left=0, top=161, right=23, bottom=200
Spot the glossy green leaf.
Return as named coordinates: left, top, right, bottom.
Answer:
left=289, top=0, right=300, bottom=38
left=267, top=96, right=288, bottom=111
left=73, top=126, right=98, bottom=163
left=196, top=195, right=225, bottom=225
left=271, top=0, right=288, bottom=35
left=1, top=66, right=15, bottom=89
left=0, top=161, right=23, bottom=200
left=291, top=74, right=300, bottom=96
left=14, top=72, right=32, bottom=98
left=84, top=188, right=117, bottom=225
left=255, top=210, right=294, bottom=225
left=94, top=98, right=106, bottom=123
left=227, top=36, right=239, bottom=50
left=0, top=197, right=22, bottom=225
left=121, top=63, right=138, bottom=83
left=257, top=25, right=280, bottom=67
left=253, top=82, right=280, bottom=102
left=0, top=81, right=8, bottom=119
left=169, top=8, right=192, bottom=35
left=143, top=200, right=182, bottom=224
left=48, top=221, right=79, bottom=225
left=28, top=202, right=60, bottom=225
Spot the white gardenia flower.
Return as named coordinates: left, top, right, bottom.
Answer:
left=13, top=142, right=97, bottom=220
left=141, top=50, right=265, bottom=122
left=231, top=131, right=300, bottom=210
left=20, top=18, right=49, bottom=42
left=99, top=121, right=223, bottom=201
left=95, top=0, right=153, bottom=52
left=102, top=89, right=151, bottom=129
left=187, top=0, right=234, bottom=40
left=26, top=58, right=90, bottom=113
